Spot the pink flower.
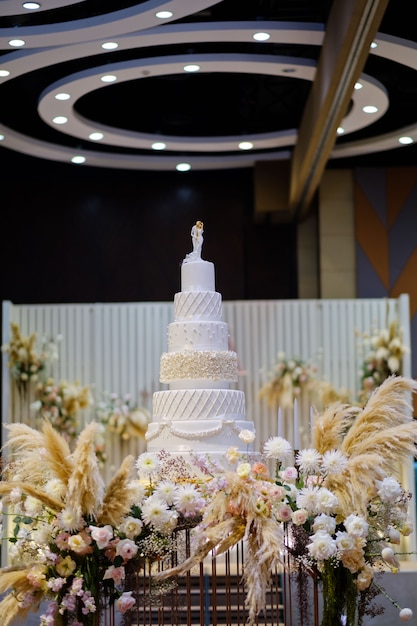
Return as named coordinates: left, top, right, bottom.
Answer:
left=275, top=503, right=293, bottom=522
left=116, top=538, right=139, bottom=562
left=281, top=466, right=298, bottom=482
left=116, top=591, right=136, bottom=614
left=89, top=525, right=113, bottom=549
left=103, top=565, right=125, bottom=585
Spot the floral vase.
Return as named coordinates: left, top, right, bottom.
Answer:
left=320, top=562, right=357, bottom=626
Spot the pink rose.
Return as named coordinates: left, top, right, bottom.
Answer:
left=116, top=591, right=136, bottom=614
left=116, top=538, right=139, bottom=562
left=103, top=565, right=125, bottom=585
left=89, top=525, right=113, bottom=549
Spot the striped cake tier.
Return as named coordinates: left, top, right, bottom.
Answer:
left=174, top=291, right=222, bottom=321
left=152, top=388, right=245, bottom=422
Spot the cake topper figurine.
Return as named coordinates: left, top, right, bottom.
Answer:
left=185, top=220, right=204, bottom=261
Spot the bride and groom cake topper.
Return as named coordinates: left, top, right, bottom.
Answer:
left=185, top=220, right=204, bottom=262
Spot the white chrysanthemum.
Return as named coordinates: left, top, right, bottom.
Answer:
left=307, top=530, right=337, bottom=561
left=140, top=496, right=171, bottom=530
left=295, top=449, right=322, bottom=475
left=263, top=436, right=292, bottom=462
left=153, top=481, right=178, bottom=506
left=57, top=506, right=83, bottom=532
left=135, top=452, right=160, bottom=478
left=377, top=476, right=403, bottom=503
left=312, top=513, right=336, bottom=535
left=44, top=478, right=67, bottom=501
left=344, top=514, right=369, bottom=538
left=128, top=480, right=146, bottom=504
left=23, top=496, right=43, bottom=517
left=173, top=484, right=204, bottom=515
left=296, top=485, right=320, bottom=514
left=320, top=450, right=348, bottom=476
left=316, top=487, right=338, bottom=514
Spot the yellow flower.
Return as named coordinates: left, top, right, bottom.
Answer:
left=55, top=555, right=76, bottom=577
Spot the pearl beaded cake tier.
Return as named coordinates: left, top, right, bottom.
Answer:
left=159, top=350, right=238, bottom=384
left=152, top=389, right=245, bottom=422
left=167, top=321, right=229, bottom=352
left=145, top=419, right=255, bottom=453
left=174, top=291, right=222, bottom=321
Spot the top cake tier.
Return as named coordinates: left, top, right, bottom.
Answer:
left=181, top=258, right=215, bottom=292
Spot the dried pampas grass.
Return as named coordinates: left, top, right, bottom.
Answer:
left=0, top=567, right=43, bottom=626
left=97, top=455, right=136, bottom=527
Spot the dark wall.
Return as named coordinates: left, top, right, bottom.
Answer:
left=0, top=151, right=298, bottom=305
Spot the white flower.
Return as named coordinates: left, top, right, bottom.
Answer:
left=263, top=437, right=292, bottom=462
left=307, top=530, right=337, bottom=561
left=399, top=608, right=413, bottom=621
left=320, top=450, right=348, bottom=475
left=388, top=356, right=400, bottom=372
left=292, top=509, right=308, bottom=526
left=388, top=526, right=401, bottom=544
left=141, top=496, right=171, bottom=530
left=236, top=462, right=251, bottom=478
left=153, top=481, right=177, bottom=505
left=377, top=476, right=402, bottom=503
left=238, top=429, right=256, bottom=445
left=295, top=449, right=322, bottom=474
left=135, top=452, right=160, bottom=477
left=57, top=506, right=83, bottom=532
left=335, top=531, right=356, bottom=552
left=296, top=486, right=320, bottom=514
left=312, top=513, right=336, bottom=535
left=119, top=516, right=143, bottom=539
left=44, top=478, right=66, bottom=501
left=173, top=484, right=204, bottom=515
left=344, top=514, right=369, bottom=538
left=316, top=488, right=338, bottom=514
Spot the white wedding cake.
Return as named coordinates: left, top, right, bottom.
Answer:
left=145, top=222, right=255, bottom=463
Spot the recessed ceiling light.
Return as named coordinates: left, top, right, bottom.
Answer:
left=176, top=163, right=191, bottom=172
left=337, top=127, right=345, bottom=135
left=8, top=39, right=26, bottom=47
left=354, top=82, right=363, bottom=90
left=22, top=2, right=40, bottom=8
left=100, top=74, right=117, bottom=83
left=71, top=156, right=86, bottom=164
left=183, top=64, right=200, bottom=73
left=151, top=142, right=167, bottom=150
left=52, top=116, right=68, bottom=124
left=156, top=10, right=173, bottom=19
left=370, top=41, right=378, bottom=49
left=362, top=105, right=378, bottom=113
left=0, top=70, right=10, bottom=77
left=0, top=134, right=4, bottom=141
left=253, top=32, right=271, bottom=42
left=101, top=42, right=119, bottom=50
left=398, top=136, right=414, bottom=145
left=89, top=132, right=104, bottom=141
left=54, top=92, right=70, bottom=101
left=238, top=141, right=254, bottom=150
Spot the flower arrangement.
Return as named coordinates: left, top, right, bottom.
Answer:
left=31, top=378, right=93, bottom=444
left=0, top=376, right=416, bottom=626
left=357, top=319, right=408, bottom=405
left=259, top=351, right=348, bottom=409
left=95, top=393, right=149, bottom=441
left=1, top=322, right=58, bottom=396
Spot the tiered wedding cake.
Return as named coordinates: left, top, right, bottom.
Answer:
left=145, top=222, right=255, bottom=463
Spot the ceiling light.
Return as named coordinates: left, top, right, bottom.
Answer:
left=71, top=156, right=86, bottom=164
left=362, top=105, right=378, bottom=113
left=183, top=64, right=200, bottom=73
left=0, top=134, right=4, bottom=141
left=253, top=32, right=271, bottom=42
left=370, top=41, right=378, bottom=49
left=0, top=70, right=10, bottom=77
left=89, top=132, right=104, bottom=141
left=8, top=39, right=26, bottom=47
left=337, top=127, right=345, bottom=135
left=54, top=92, right=70, bottom=101
left=22, top=2, right=40, bottom=8
left=354, top=82, right=363, bottom=90
left=176, top=163, right=191, bottom=172
left=151, top=142, right=166, bottom=150
left=100, top=74, right=117, bottom=83
left=238, top=141, right=253, bottom=150
left=101, top=42, right=119, bottom=50
left=398, top=136, right=414, bottom=145
left=156, top=10, right=173, bottom=18
left=52, top=116, right=68, bottom=124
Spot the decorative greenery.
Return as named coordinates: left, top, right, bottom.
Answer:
left=357, top=319, right=408, bottom=405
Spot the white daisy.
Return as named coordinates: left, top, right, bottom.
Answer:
left=135, top=452, right=160, bottom=478
left=296, top=485, right=320, bottom=514
left=295, top=449, right=322, bottom=475
left=140, top=496, right=170, bottom=530
left=153, top=481, right=178, bottom=506
left=320, top=450, right=348, bottom=476
left=173, top=484, right=204, bottom=515
left=57, top=506, right=84, bottom=532
left=263, top=436, right=292, bottom=462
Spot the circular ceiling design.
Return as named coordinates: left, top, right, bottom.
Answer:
left=0, top=0, right=416, bottom=171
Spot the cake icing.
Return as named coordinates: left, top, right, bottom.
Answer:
left=146, top=221, right=256, bottom=462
